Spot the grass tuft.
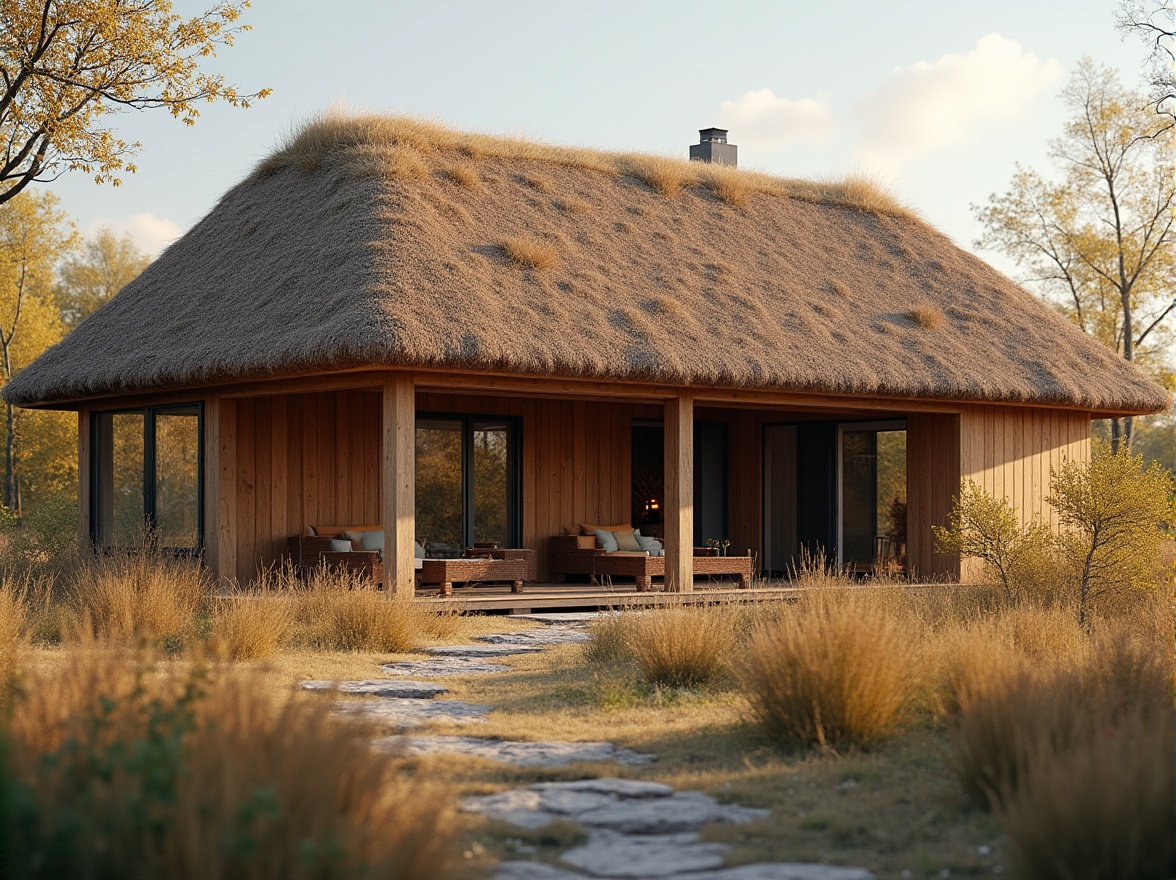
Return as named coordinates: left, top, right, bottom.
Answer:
left=625, top=155, right=695, bottom=198
left=208, top=594, right=292, bottom=661
left=907, top=303, right=945, bottom=330
left=441, top=164, right=480, bottom=189
left=555, top=196, right=591, bottom=214
left=699, top=165, right=751, bottom=207
left=501, top=235, right=557, bottom=270
left=628, top=604, right=736, bottom=687
left=738, top=591, right=915, bottom=749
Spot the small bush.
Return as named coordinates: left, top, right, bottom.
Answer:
left=738, top=591, right=915, bottom=749
left=627, top=604, right=737, bottom=687
left=501, top=235, right=557, bottom=270
left=71, top=547, right=209, bottom=647
left=292, top=580, right=428, bottom=653
left=1049, top=443, right=1175, bottom=624
left=208, top=595, right=292, bottom=661
left=3, top=646, right=461, bottom=879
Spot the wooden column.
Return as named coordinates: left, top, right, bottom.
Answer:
left=205, top=397, right=238, bottom=585
left=77, top=408, right=90, bottom=550
left=382, top=372, right=416, bottom=595
left=664, top=392, right=694, bottom=592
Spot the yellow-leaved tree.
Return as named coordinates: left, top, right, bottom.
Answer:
left=55, top=226, right=150, bottom=327
left=975, top=60, right=1176, bottom=450
left=0, top=190, right=75, bottom=515
left=0, top=0, right=269, bottom=204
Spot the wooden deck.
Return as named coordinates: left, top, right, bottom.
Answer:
left=412, top=580, right=804, bottom=613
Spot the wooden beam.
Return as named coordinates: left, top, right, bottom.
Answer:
left=664, top=393, right=694, bottom=592
left=77, top=408, right=90, bottom=550
left=210, top=397, right=237, bottom=586
left=382, top=372, right=416, bottom=596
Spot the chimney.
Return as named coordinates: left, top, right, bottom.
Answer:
left=689, top=128, right=737, bottom=167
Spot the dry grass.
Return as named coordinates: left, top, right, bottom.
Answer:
left=908, top=303, right=945, bottom=329
left=628, top=603, right=737, bottom=687
left=995, top=705, right=1173, bottom=879
left=521, top=173, right=550, bottom=191
left=501, top=235, right=557, bottom=270
left=441, top=164, right=480, bottom=189
left=208, top=594, right=292, bottom=661
left=257, top=113, right=922, bottom=218
left=625, top=154, right=692, bottom=198
left=951, top=619, right=1173, bottom=809
left=290, top=583, right=433, bottom=654
left=699, top=164, right=751, bottom=207
left=4, top=644, right=465, bottom=879
left=70, top=549, right=209, bottom=647
left=738, top=591, right=916, bottom=750
left=582, top=611, right=633, bottom=665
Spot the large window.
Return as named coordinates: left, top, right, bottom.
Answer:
left=415, top=415, right=519, bottom=555
left=92, top=405, right=202, bottom=551
left=838, top=422, right=906, bottom=568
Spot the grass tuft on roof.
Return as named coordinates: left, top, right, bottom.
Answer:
left=255, top=112, right=919, bottom=218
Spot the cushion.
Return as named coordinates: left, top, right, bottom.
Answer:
left=612, top=527, right=642, bottom=552
left=580, top=522, right=631, bottom=536
left=635, top=531, right=663, bottom=553
left=414, top=541, right=425, bottom=559
left=340, top=529, right=365, bottom=551
left=593, top=529, right=619, bottom=553
left=359, top=530, right=385, bottom=553
left=608, top=550, right=651, bottom=557
left=329, top=538, right=352, bottom=552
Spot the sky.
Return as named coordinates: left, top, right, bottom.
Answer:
left=43, top=0, right=1157, bottom=278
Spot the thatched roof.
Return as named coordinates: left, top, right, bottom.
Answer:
left=5, top=115, right=1169, bottom=414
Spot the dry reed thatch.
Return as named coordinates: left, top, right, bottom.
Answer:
left=6, top=112, right=1168, bottom=414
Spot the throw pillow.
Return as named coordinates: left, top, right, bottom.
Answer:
left=329, top=538, right=352, bottom=552
left=360, top=529, right=385, bottom=552
left=593, top=529, right=619, bottom=553
left=580, top=522, right=631, bottom=536
left=634, top=532, right=663, bottom=553
left=414, top=541, right=425, bottom=559
left=340, top=529, right=365, bottom=551
left=612, top=527, right=642, bottom=552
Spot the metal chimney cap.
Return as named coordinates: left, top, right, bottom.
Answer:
left=698, top=128, right=728, bottom=143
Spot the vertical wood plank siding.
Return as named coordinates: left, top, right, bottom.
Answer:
left=224, top=385, right=1092, bottom=586
left=230, top=390, right=634, bottom=583
left=955, top=404, right=1091, bottom=581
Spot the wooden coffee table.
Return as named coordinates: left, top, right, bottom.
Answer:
left=418, top=558, right=527, bottom=597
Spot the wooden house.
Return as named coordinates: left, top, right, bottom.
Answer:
left=5, top=117, right=1167, bottom=594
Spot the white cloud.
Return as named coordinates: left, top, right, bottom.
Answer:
left=855, top=33, right=1062, bottom=173
left=87, top=212, right=182, bottom=258
left=717, top=89, right=837, bottom=150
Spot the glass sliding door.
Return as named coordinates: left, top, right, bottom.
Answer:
left=415, top=415, right=519, bottom=555
left=837, top=422, right=906, bottom=569
left=92, top=404, right=203, bottom=553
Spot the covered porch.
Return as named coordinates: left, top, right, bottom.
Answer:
left=79, top=368, right=1077, bottom=594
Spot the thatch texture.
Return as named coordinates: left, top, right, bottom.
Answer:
left=5, top=115, right=1169, bottom=413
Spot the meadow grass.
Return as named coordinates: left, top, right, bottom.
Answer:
left=2, top=643, right=468, bottom=880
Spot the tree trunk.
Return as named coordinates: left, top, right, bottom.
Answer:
left=5, top=399, right=15, bottom=512
left=1110, top=417, right=1123, bottom=453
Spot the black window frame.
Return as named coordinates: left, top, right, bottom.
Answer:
left=90, top=403, right=205, bottom=554
left=416, top=412, right=522, bottom=550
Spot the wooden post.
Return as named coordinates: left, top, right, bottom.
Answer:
left=77, top=408, right=90, bottom=550
left=382, top=372, right=416, bottom=595
left=205, top=397, right=238, bottom=585
left=664, top=392, right=694, bottom=592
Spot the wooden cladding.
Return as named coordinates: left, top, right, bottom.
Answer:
left=226, top=389, right=632, bottom=583
left=214, top=379, right=1092, bottom=586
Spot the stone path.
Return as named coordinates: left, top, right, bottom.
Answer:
left=382, top=657, right=512, bottom=677
left=302, top=626, right=873, bottom=879
left=377, top=736, right=656, bottom=768
left=466, top=779, right=873, bottom=880
left=427, top=643, right=546, bottom=657
left=301, top=679, right=448, bottom=698
left=334, top=698, right=490, bottom=727
left=508, top=612, right=600, bottom=626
